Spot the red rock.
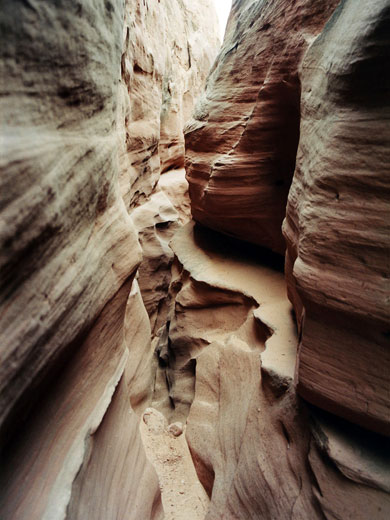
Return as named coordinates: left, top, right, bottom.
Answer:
left=283, top=0, right=390, bottom=435
left=185, top=0, right=338, bottom=254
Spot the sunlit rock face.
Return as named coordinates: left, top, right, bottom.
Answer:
left=185, top=0, right=339, bottom=254
left=119, top=0, right=219, bottom=344
left=0, top=1, right=218, bottom=519
left=283, top=0, right=390, bottom=436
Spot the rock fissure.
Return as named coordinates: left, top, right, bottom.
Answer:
left=1, top=0, right=389, bottom=519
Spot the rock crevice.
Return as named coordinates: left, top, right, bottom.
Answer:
left=1, top=0, right=389, bottom=519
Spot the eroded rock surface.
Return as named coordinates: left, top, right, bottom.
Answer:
left=283, top=0, right=390, bottom=435
left=1, top=0, right=389, bottom=519
left=0, top=0, right=218, bottom=519
left=0, top=0, right=139, bottom=443
left=120, top=0, right=219, bottom=348
left=119, top=0, right=219, bottom=209
left=185, top=0, right=339, bottom=254
left=163, top=223, right=389, bottom=519
left=141, top=407, right=209, bottom=520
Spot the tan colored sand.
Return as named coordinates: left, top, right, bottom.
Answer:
left=141, top=407, right=209, bottom=520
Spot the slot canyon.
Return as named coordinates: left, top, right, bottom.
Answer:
left=0, top=0, right=389, bottom=518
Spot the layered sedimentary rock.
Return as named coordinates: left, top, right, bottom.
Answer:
left=157, top=223, right=389, bottom=519
left=66, top=282, right=163, bottom=520
left=0, top=277, right=162, bottom=520
left=283, top=0, right=390, bottom=435
left=0, top=1, right=158, bottom=517
left=0, top=0, right=139, bottom=445
left=185, top=0, right=339, bottom=254
left=0, top=0, right=218, bottom=518
left=119, top=0, right=219, bottom=339
left=141, top=407, right=210, bottom=520
left=119, top=0, right=219, bottom=209
left=2, top=0, right=389, bottom=518
left=133, top=168, right=191, bottom=341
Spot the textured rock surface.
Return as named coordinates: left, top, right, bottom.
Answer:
left=2, top=0, right=389, bottom=518
left=283, top=0, right=390, bottom=435
left=308, top=410, right=390, bottom=520
left=0, top=0, right=218, bottom=518
left=185, top=0, right=339, bottom=254
left=0, top=278, right=147, bottom=520
left=153, top=222, right=291, bottom=423
left=133, top=169, right=191, bottom=340
left=141, top=407, right=209, bottom=520
left=0, top=0, right=140, bottom=441
left=66, top=285, right=163, bottom=520
left=159, top=223, right=389, bottom=519
left=118, top=0, right=219, bottom=344
left=119, top=0, right=219, bottom=210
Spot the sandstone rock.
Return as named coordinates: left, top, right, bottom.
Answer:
left=118, top=0, right=219, bottom=345
left=159, top=168, right=192, bottom=225
left=0, top=0, right=219, bottom=518
left=283, top=0, right=390, bottom=435
left=132, top=174, right=187, bottom=339
left=143, top=407, right=168, bottom=436
left=185, top=0, right=339, bottom=254
left=141, top=407, right=209, bottom=520
left=308, top=410, right=390, bottom=520
left=2, top=0, right=388, bottom=519
left=166, top=223, right=321, bottom=518
left=0, top=0, right=140, bottom=444
left=165, top=225, right=388, bottom=519
left=118, top=0, right=219, bottom=209
left=0, top=278, right=143, bottom=520
left=158, top=1, right=220, bottom=175
left=152, top=222, right=276, bottom=422
left=67, top=371, right=163, bottom=520
left=310, top=409, right=390, bottom=495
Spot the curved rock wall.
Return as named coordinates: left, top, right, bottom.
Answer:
left=119, top=0, right=219, bottom=341
left=171, top=0, right=390, bottom=517
left=0, top=1, right=218, bottom=519
left=119, top=0, right=219, bottom=209
left=283, top=0, right=390, bottom=435
left=185, top=0, right=338, bottom=254
left=0, top=0, right=139, bottom=442
left=157, top=223, right=390, bottom=519
left=1, top=0, right=389, bottom=518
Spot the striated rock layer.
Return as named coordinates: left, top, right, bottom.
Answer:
left=0, top=0, right=218, bottom=518
left=119, top=0, right=219, bottom=209
left=0, top=277, right=162, bottom=520
left=283, top=0, right=390, bottom=435
left=0, top=0, right=140, bottom=444
left=185, top=0, right=339, bottom=254
left=119, top=0, right=219, bottom=340
left=159, top=223, right=390, bottom=519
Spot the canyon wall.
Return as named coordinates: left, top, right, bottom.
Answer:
left=283, top=0, right=390, bottom=436
left=180, top=0, right=390, bottom=518
left=1, top=0, right=389, bottom=519
left=158, top=222, right=390, bottom=520
left=0, top=1, right=218, bottom=519
left=186, top=0, right=390, bottom=435
left=185, top=0, right=339, bottom=254
left=119, top=0, right=219, bottom=209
